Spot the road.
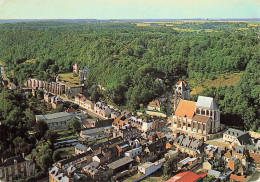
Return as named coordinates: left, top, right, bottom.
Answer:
left=166, top=91, right=172, bottom=117
left=248, top=171, right=260, bottom=182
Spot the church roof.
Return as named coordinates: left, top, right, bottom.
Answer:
left=192, top=115, right=211, bottom=123
left=196, top=96, right=218, bottom=110
left=175, top=100, right=196, bottom=119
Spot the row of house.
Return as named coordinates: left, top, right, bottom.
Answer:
left=0, top=154, right=36, bottom=182
left=49, top=131, right=170, bottom=182
left=75, top=94, right=112, bottom=118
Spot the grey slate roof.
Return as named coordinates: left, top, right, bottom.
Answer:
left=255, top=140, right=260, bottom=151
left=36, top=112, right=73, bottom=120
left=224, top=128, right=246, bottom=137
left=180, top=136, right=191, bottom=148
left=196, top=96, right=218, bottom=110
left=233, top=145, right=245, bottom=155
left=107, top=156, right=133, bottom=170
left=237, top=133, right=252, bottom=145
left=58, top=151, right=93, bottom=166
left=75, top=143, right=87, bottom=151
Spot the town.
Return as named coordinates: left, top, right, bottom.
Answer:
left=1, top=63, right=259, bottom=182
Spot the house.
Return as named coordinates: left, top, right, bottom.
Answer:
left=147, top=98, right=162, bottom=111
left=75, top=93, right=85, bottom=105
left=82, top=100, right=94, bottom=110
left=138, top=158, right=165, bottom=175
left=112, top=115, right=130, bottom=131
left=166, top=171, right=207, bottom=182
left=165, top=150, right=178, bottom=159
left=94, top=102, right=111, bottom=118
left=207, top=169, right=221, bottom=179
left=83, top=161, right=113, bottom=181
left=0, top=154, right=36, bottom=182
left=80, top=127, right=106, bottom=141
left=87, top=136, right=123, bottom=154
left=144, top=141, right=164, bottom=156
left=35, top=112, right=74, bottom=129
left=107, top=156, right=133, bottom=174
left=111, top=110, right=120, bottom=119
left=113, top=126, right=140, bottom=141
left=177, top=157, right=197, bottom=170
left=49, top=166, right=69, bottom=182
left=223, top=128, right=251, bottom=146
left=116, top=142, right=130, bottom=157
left=75, top=143, right=87, bottom=154
left=56, top=151, right=93, bottom=170
left=44, top=92, right=53, bottom=102
left=229, top=174, right=247, bottom=182
left=125, top=147, right=142, bottom=159
left=174, top=135, right=204, bottom=158
left=169, top=96, right=223, bottom=141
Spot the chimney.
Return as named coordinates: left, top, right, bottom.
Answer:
left=22, top=153, right=25, bottom=159
left=233, top=143, right=237, bottom=148
left=99, top=147, right=102, bottom=154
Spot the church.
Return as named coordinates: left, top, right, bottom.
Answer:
left=169, top=81, right=224, bottom=141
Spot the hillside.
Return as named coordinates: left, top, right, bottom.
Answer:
left=0, top=21, right=259, bottom=131
left=189, top=72, right=242, bottom=96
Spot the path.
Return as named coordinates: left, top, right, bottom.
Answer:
left=248, top=171, right=260, bottom=182
left=167, top=91, right=172, bottom=117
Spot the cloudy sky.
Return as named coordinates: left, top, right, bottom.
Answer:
left=0, top=0, right=259, bottom=19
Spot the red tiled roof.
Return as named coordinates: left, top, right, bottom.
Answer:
left=176, top=81, right=187, bottom=85
left=167, top=171, right=207, bottom=182
left=175, top=100, right=196, bottom=119
left=230, top=174, right=246, bottom=182
left=148, top=99, right=161, bottom=107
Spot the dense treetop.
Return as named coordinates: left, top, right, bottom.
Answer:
left=0, top=21, right=259, bottom=131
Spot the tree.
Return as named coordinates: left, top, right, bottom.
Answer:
left=67, top=117, right=81, bottom=133
left=52, top=150, right=61, bottom=162
left=24, top=108, right=35, bottom=127
left=13, top=137, right=30, bottom=154
left=163, top=156, right=179, bottom=176
left=203, top=175, right=215, bottom=182
left=36, top=121, right=49, bottom=139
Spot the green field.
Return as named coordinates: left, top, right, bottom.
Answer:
left=57, top=72, right=82, bottom=87
left=188, top=72, right=242, bottom=96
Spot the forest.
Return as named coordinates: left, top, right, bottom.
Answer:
left=0, top=21, right=259, bottom=132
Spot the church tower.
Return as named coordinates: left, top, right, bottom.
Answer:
left=173, top=81, right=190, bottom=113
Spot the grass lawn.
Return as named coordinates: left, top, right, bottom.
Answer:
left=96, top=138, right=108, bottom=144
left=55, top=130, right=78, bottom=141
left=55, top=146, right=75, bottom=159
left=188, top=72, right=242, bottom=96
left=22, top=58, right=37, bottom=64
left=57, top=72, right=82, bottom=87
left=0, top=60, right=5, bottom=66
left=56, top=135, right=78, bottom=141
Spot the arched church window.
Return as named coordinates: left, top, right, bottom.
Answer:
left=206, top=110, right=209, bottom=116
left=196, top=108, right=200, bottom=114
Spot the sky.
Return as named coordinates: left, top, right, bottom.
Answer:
left=0, top=0, right=259, bottom=19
